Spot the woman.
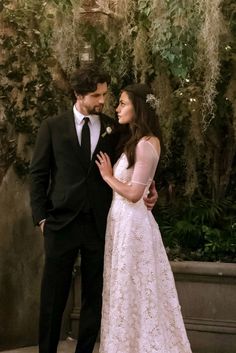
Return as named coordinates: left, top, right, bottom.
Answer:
left=96, top=83, right=192, bottom=353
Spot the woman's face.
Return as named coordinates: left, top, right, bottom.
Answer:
left=116, top=91, right=135, bottom=124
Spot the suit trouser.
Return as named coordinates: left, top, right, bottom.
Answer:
left=39, top=214, right=104, bottom=353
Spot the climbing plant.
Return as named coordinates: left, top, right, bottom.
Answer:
left=0, top=0, right=70, bottom=178
left=0, top=0, right=235, bottom=259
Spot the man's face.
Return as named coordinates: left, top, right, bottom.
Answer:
left=76, top=82, right=108, bottom=115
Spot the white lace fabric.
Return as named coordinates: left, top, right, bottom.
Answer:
left=99, top=139, right=192, bottom=353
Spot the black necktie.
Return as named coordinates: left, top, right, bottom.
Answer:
left=81, top=117, right=91, bottom=170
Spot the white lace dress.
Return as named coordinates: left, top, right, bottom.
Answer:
left=99, top=139, right=192, bottom=353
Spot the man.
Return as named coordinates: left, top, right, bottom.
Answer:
left=29, top=63, right=157, bottom=353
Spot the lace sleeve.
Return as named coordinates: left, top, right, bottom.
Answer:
left=131, top=139, right=159, bottom=186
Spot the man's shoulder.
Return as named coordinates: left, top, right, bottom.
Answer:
left=50, top=109, right=72, bottom=122
left=41, top=109, right=73, bottom=127
left=100, top=113, right=114, bottom=123
left=100, top=113, right=119, bottom=131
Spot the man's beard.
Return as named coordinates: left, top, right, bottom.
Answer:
left=88, top=105, right=104, bottom=115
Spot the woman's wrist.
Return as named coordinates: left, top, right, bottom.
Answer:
left=104, top=174, right=113, bottom=183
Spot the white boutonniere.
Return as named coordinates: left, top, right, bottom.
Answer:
left=102, top=126, right=113, bottom=138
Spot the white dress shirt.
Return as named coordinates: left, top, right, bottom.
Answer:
left=73, top=105, right=101, bottom=158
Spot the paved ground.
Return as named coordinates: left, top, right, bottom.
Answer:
left=1, top=339, right=99, bottom=353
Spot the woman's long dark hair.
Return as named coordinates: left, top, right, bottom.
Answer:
left=120, top=83, right=162, bottom=168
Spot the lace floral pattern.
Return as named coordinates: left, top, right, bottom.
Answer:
left=99, top=144, right=192, bottom=353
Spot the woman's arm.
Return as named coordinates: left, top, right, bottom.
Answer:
left=96, top=139, right=159, bottom=203
left=96, top=152, right=146, bottom=203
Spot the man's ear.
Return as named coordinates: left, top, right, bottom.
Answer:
left=75, top=92, right=84, bottom=101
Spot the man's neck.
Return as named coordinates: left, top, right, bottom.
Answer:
left=75, top=102, right=88, bottom=116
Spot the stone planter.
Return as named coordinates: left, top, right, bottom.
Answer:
left=69, top=261, right=236, bottom=353
left=171, top=261, right=236, bottom=353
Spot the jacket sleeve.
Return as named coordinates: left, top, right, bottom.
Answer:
left=29, top=119, right=52, bottom=226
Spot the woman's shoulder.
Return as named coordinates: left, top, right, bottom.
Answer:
left=137, top=136, right=160, bottom=156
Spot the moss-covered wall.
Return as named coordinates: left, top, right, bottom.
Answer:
left=0, top=168, right=43, bottom=349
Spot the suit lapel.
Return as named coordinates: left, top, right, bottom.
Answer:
left=92, top=118, right=106, bottom=158
left=67, top=112, right=88, bottom=169
left=89, top=116, right=112, bottom=173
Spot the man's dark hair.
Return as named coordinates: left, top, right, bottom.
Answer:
left=70, top=63, right=111, bottom=96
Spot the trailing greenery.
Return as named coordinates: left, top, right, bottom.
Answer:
left=0, top=0, right=70, bottom=178
left=83, top=0, right=236, bottom=201
left=0, top=0, right=235, bottom=260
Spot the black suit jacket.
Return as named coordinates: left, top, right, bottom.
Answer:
left=29, top=110, right=118, bottom=239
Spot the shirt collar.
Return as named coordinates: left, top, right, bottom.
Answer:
left=73, top=105, right=99, bottom=126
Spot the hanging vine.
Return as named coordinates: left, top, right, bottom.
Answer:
left=0, top=0, right=235, bottom=202
left=196, top=0, right=225, bottom=130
